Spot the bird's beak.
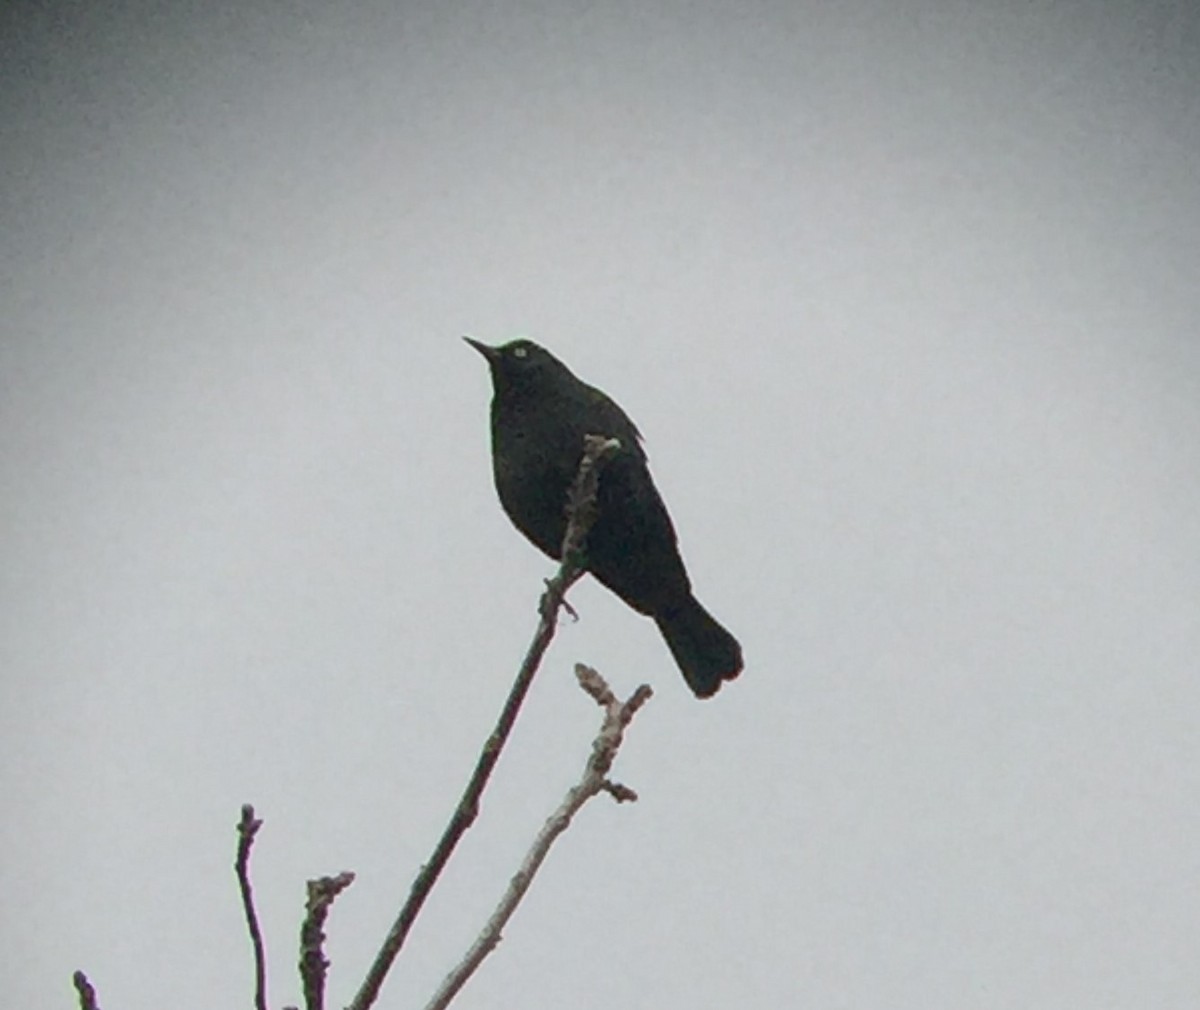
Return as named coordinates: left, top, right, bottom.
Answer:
left=462, top=336, right=499, bottom=362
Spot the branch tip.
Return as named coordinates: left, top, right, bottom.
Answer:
left=238, top=803, right=263, bottom=840
left=301, top=871, right=356, bottom=1010
left=622, top=684, right=654, bottom=719
left=73, top=970, right=101, bottom=1010
left=574, top=663, right=616, bottom=705
left=602, top=780, right=639, bottom=803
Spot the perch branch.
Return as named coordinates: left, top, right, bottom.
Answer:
left=348, top=435, right=621, bottom=1010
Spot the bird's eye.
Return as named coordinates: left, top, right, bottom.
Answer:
left=513, top=346, right=528, bottom=359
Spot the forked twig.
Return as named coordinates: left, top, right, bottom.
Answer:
left=423, top=665, right=652, bottom=1010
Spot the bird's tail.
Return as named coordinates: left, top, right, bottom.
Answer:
left=655, top=596, right=743, bottom=698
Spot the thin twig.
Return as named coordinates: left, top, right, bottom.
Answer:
left=423, top=665, right=653, bottom=1010
left=348, top=436, right=621, bottom=1010
left=235, top=804, right=269, bottom=1010
left=72, top=970, right=102, bottom=1010
left=300, top=871, right=356, bottom=1010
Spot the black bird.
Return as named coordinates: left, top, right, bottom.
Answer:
left=465, top=337, right=742, bottom=698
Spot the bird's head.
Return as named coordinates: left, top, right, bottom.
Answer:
left=463, top=337, right=575, bottom=397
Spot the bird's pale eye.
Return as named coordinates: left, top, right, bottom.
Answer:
left=512, top=346, right=528, bottom=359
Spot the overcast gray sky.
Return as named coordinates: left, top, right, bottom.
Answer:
left=3, top=2, right=1199, bottom=1007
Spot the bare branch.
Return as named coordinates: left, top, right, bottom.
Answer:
left=235, top=804, right=269, bottom=1010
left=349, top=436, right=621, bottom=1010
left=422, top=665, right=653, bottom=1010
left=72, top=970, right=102, bottom=1010
left=299, top=872, right=356, bottom=1010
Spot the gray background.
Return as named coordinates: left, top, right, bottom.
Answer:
left=3, top=2, right=1198, bottom=1007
